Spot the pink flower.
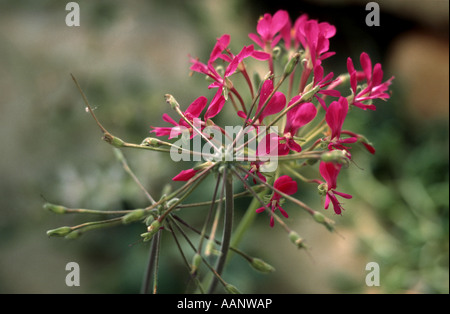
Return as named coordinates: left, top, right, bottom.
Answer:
left=238, top=79, right=286, bottom=123
left=150, top=96, right=208, bottom=139
left=278, top=96, right=317, bottom=154
left=172, top=168, right=198, bottom=181
left=325, top=97, right=357, bottom=151
left=249, top=10, right=290, bottom=50
left=256, top=175, right=298, bottom=227
left=190, top=36, right=266, bottom=119
left=319, top=162, right=352, bottom=215
left=312, top=64, right=341, bottom=110
left=295, top=18, right=336, bottom=69
left=347, top=52, right=394, bottom=110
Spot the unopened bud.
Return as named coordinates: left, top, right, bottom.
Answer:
left=283, top=52, right=301, bottom=76
left=147, top=219, right=161, bottom=234
left=141, top=137, right=161, bottom=147
left=47, top=226, right=72, bottom=237
left=300, top=84, right=320, bottom=102
left=65, top=230, right=82, bottom=240
left=103, top=133, right=125, bottom=148
left=225, top=284, right=241, bottom=294
left=166, top=198, right=180, bottom=210
left=122, top=209, right=146, bottom=224
left=313, top=211, right=335, bottom=232
left=190, top=253, right=202, bottom=275
left=250, top=258, right=275, bottom=273
left=205, top=239, right=215, bottom=256
left=165, top=94, right=180, bottom=110
left=321, top=149, right=349, bottom=164
left=289, top=231, right=306, bottom=249
left=43, top=203, right=67, bottom=214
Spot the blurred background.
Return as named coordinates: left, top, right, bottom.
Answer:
left=0, top=0, right=448, bottom=294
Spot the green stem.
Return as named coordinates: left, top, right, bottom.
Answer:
left=208, top=167, right=233, bottom=293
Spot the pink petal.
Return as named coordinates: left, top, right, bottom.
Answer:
left=204, top=91, right=226, bottom=120
left=172, top=169, right=198, bottom=181
left=274, top=175, right=298, bottom=196
left=325, top=97, right=348, bottom=139
left=225, top=45, right=254, bottom=77
left=360, top=52, right=372, bottom=81
left=185, top=96, right=208, bottom=118
left=319, top=161, right=341, bottom=189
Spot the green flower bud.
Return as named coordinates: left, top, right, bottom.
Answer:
left=47, top=226, right=72, bottom=237
left=165, top=94, right=180, bottom=110
left=122, top=209, right=146, bottom=224
left=145, top=215, right=155, bottom=226
left=283, top=52, right=301, bottom=76
left=43, top=203, right=67, bottom=214
left=166, top=198, right=180, bottom=210
left=65, top=230, right=82, bottom=240
left=225, top=284, right=241, bottom=294
left=141, top=137, right=161, bottom=147
left=204, top=239, right=215, bottom=256
left=103, top=133, right=125, bottom=148
left=300, top=84, right=320, bottom=102
left=313, top=211, right=326, bottom=224
left=312, top=211, right=335, bottom=232
left=321, top=149, right=349, bottom=166
left=289, top=231, right=306, bottom=249
left=190, top=253, right=202, bottom=275
left=147, top=219, right=161, bottom=234
left=250, top=258, right=275, bottom=273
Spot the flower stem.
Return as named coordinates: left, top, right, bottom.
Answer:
left=208, top=167, right=233, bottom=293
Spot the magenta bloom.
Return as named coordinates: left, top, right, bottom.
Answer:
left=255, top=79, right=286, bottom=123
left=278, top=95, right=317, bottom=155
left=319, top=162, right=352, bottom=215
left=190, top=36, right=266, bottom=119
left=325, top=97, right=357, bottom=151
left=313, top=64, right=341, bottom=110
left=151, top=96, right=208, bottom=139
left=347, top=52, right=394, bottom=110
left=256, top=175, right=298, bottom=227
left=249, top=10, right=290, bottom=50
left=295, top=18, right=336, bottom=69
left=172, top=168, right=198, bottom=181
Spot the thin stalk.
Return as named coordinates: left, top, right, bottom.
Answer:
left=197, top=173, right=222, bottom=254
left=141, top=229, right=161, bottom=294
left=208, top=167, right=233, bottom=293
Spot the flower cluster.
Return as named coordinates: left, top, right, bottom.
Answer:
left=47, top=10, right=393, bottom=294
left=151, top=9, right=393, bottom=219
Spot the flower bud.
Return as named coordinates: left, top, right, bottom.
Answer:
left=165, top=94, right=180, bottom=110
left=289, top=231, right=306, bottom=249
left=47, top=226, right=72, bottom=237
left=65, top=230, right=82, bottom=240
left=147, top=219, right=161, bottom=234
left=122, top=209, right=146, bottom=224
left=141, top=137, right=161, bottom=147
left=313, top=211, right=335, bottom=232
left=300, top=85, right=320, bottom=102
left=250, top=258, right=275, bottom=273
left=283, top=52, right=301, bottom=76
left=190, top=253, right=202, bottom=275
left=225, top=284, right=241, bottom=294
left=43, top=203, right=67, bottom=214
left=103, top=133, right=125, bottom=148
left=321, top=149, right=350, bottom=166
